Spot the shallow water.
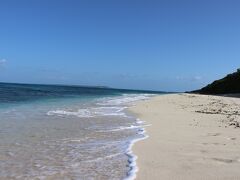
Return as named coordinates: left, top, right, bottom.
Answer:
left=0, top=83, right=159, bottom=179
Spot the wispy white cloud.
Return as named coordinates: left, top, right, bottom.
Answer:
left=175, top=76, right=184, bottom=80
left=0, top=59, right=7, bottom=66
left=192, top=76, right=202, bottom=81
left=176, top=75, right=203, bottom=81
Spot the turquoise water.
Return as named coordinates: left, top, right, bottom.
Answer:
left=0, top=83, right=163, bottom=179
left=0, top=82, right=161, bottom=106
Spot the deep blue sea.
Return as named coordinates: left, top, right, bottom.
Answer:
left=0, top=83, right=163, bottom=180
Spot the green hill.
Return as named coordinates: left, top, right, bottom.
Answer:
left=192, top=69, right=240, bottom=94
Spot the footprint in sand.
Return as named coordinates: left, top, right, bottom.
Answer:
left=212, top=158, right=236, bottom=164
left=200, top=149, right=207, bottom=153
left=207, top=133, right=221, bottom=136
left=227, top=137, right=236, bottom=140
left=202, top=142, right=226, bottom=146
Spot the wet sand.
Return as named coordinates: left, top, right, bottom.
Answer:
left=130, top=93, right=240, bottom=180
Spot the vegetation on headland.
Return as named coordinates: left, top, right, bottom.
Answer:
left=192, top=69, right=240, bottom=94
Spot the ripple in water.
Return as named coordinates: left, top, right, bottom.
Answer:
left=0, top=93, right=154, bottom=179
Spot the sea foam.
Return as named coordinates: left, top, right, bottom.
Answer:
left=47, top=106, right=127, bottom=118
left=46, top=93, right=153, bottom=179
left=124, top=119, right=149, bottom=180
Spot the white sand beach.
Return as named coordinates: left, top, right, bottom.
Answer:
left=130, top=94, right=240, bottom=180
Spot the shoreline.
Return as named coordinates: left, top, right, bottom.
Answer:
left=129, top=93, right=240, bottom=180
left=0, top=92, right=155, bottom=179
left=124, top=117, right=149, bottom=180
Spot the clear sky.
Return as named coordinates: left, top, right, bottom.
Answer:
left=0, top=0, right=240, bottom=91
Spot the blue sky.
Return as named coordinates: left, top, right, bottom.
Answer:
left=0, top=0, right=240, bottom=91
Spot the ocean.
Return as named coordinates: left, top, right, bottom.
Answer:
left=0, top=83, right=163, bottom=180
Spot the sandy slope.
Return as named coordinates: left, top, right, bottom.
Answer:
left=130, top=94, right=240, bottom=180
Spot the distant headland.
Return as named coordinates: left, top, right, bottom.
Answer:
left=191, top=69, right=240, bottom=95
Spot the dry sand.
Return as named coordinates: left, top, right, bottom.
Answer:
left=130, top=93, right=240, bottom=180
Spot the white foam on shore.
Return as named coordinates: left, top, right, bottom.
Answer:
left=124, top=118, right=150, bottom=180
left=97, top=125, right=141, bottom=132
left=46, top=94, right=153, bottom=180
left=47, top=106, right=128, bottom=118
left=97, top=94, right=154, bottom=106
left=46, top=94, right=154, bottom=119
